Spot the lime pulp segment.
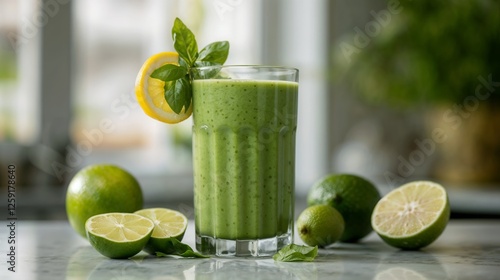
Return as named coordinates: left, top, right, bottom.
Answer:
left=86, top=213, right=154, bottom=242
left=371, top=181, right=450, bottom=250
left=372, top=181, right=447, bottom=237
left=134, top=208, right=187, bottom=238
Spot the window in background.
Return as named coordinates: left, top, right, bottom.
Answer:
left=1, top=0, right=43, bottom=189
left=0, top=0, right=333, bottom=221
left=2, top=0, right=330, bottom=202
left=260, top=0, right=330, bottom=194
left=0, top=0, right=38, bottom=145
left=0, top=0, right=17, bottom=142
left=71, top=0, right=262, bottom=193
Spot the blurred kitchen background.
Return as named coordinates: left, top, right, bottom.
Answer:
left=1, top=0, right=499, bottom=220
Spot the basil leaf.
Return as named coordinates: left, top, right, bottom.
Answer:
left=171, top=238, right=208, bottom=258
left=151, top=64, right=187, bottom=81
left=179, top=57, right=189, bottom=69
left=273, top=244, right=318, bottom=262
left=172, top=17, right=198, bottom=66
left=148, top=17, right=231, bottom=118
left=155, top=239, right=209, bottom=258
left=193, top=61, right=220, bottom=67
left=198, top=41, right=230, bottom=65
left=164, top=79, right=188, bottom=114
left=180, top=76, right=192, bottom=112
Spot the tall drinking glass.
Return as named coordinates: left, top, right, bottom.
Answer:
left=191, top=66, right=299, bottom=257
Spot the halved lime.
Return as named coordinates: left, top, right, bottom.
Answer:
left=85, top=213, right=154, bottom=259
left=134, top=208, right=188, bottom=254
left=371, top=181, right=450, bottom=250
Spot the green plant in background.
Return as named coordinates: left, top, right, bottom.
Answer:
left=0, top=38, right=17, bottom=141
left=0, top=39, right=17, bottom=81
left=335, top=0, right=500, bottom=106
left=0, top=53, right=16, bottom=81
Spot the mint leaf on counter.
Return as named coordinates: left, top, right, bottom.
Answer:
left=273, top=244, right=318, bottom=262
left=155, top=238, right=209, bottom=259
left=151, top=17, right=230, bottom=115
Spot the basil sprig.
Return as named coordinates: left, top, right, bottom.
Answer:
left=150, top=18, right=230, bottom=114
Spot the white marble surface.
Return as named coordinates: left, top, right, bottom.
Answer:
left=1, top=220, right=499, bottom=280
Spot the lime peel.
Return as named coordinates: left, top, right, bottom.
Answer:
left=85, top=213, right=154, bottom=259
left=134, top=208, right=188, bottom=255
left=296, top=205, right=345, bottom=247
left=66, top=164, right=144, bottom=239
left=307, top=173, right=381, bottom=242
left=371, top=181, right=450, bottom=250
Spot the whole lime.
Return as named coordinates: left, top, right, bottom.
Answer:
left=66, top=164, right=143, bottom=238
left=296, top=205, right=345, bottom=247
left=307, top=174, right=381, bottom=242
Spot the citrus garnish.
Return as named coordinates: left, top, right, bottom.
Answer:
left=66, top=164, right=143, bottom=238
left=135, top=18, right=230, bottom=124
left=307, top=174, right=381, bottom=242
left=134, top=208, right=188, bottom=254
left=135, top=52, right=193, bottom=123
left=371, top=181, right=450, bottom=250
left=85, top=213, right=154, bottom=259
left=296, top=205, right=345, bottom=247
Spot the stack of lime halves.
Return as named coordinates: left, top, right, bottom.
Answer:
left=65, top=164, right=198, bottom=259
left=298, top=174, right=450, bottom=250
left=85, top=208, right=188, bottom=259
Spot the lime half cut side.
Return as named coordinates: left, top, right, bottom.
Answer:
left=371, top=181, right=450, bottom=250
left=85, top=213, right=154, bottom=259
left=134, top=208, right=188, bottom=254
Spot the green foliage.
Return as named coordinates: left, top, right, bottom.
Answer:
left=153, top=17, right=229, bottom=114
left=273, top=244, right=318, bottom=262
left=0, top=51, right=16, bottom=81
left=335, top=0, right=500, bottom=106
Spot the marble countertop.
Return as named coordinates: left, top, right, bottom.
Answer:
left=1, top=220, right=499, bottom=280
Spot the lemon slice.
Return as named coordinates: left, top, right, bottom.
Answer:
left=85, top=213, right=154, bottom=259
left=134, top=208, right=188, bottom=254
left=135, top=52, right=192, bottom=123
left=371, top=181, right=450, bottom=250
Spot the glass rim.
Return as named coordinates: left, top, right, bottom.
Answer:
left=192, top=65, right=299, bottom=72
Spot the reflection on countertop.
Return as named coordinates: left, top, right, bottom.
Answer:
left=1, top=220, right=499, bottom=280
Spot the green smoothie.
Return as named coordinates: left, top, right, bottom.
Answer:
left=192, top=79, right=298, bottom=241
